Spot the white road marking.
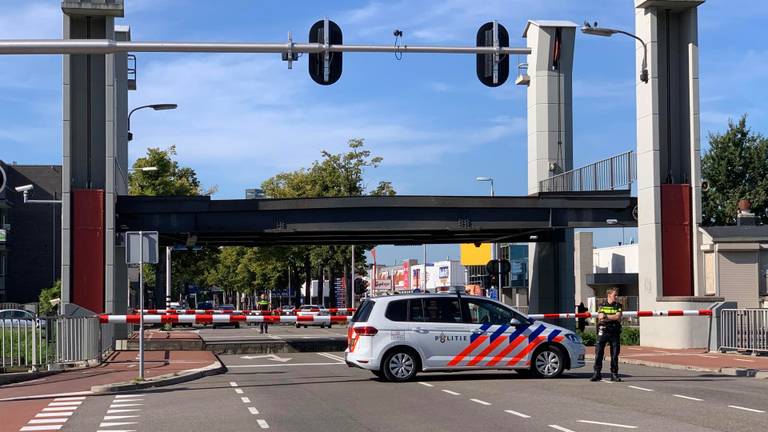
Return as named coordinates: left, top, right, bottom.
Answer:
left=728, top=405, right=765, bottom=413
left=103, top=415, right=140, bottom=420
left=96, top=430, right=135, bottom=432
left=673, top=394, right=703, bottom=401
left=109, top=403, right=143, bottom=408
left=248, top=407, right=260, bottom=415
left=0, top=391, right=92, bottom=402
left=317, top=352, right=346, bottom=362
left=115, top=394, right=145, bottom=398
left=257, top=419, right=270, bottom=429
left=578, top=420, right=638, bottom=429
left=241, top=397, right=251, bottom=403
left=418, top=382, right=434, bottom=387
left=20, top=426, right=63, bottom=431
left=53, top=397, right=86, bottom=401
left=35, top=413, right=73, bottom=418
left=733, top=358, right=755, bottom=362
left=470, top=398, right=491, bottom=406
left=235, top=388, right=244, bottom=394
left=27, top=419, right=68, bottom=424
left=230, top=381, right=239, bottom=387
left=42, top=407, right=77, bottom=412
left=442, top=390, right=461, bottom=396
left=48, top=401, right=82, bottom=406
left=700, top=355, right=719, bottom=359
left=504, top=409, right=531, bottom=419
left=107, top=409, right=141, bottom=414
left=109, top=399, right=142, bottom=402
left=548, top=425, right=575, bottom=432
left=228, top=362, right=344, bottom=368
left=628, top=385, right=654, bottom=392
left=99, top=422, right=137, bottom=427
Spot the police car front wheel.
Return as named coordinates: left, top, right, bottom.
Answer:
left=531, top=345, right=564, bottom=378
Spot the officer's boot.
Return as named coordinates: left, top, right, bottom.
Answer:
left=610, top=373, right=622, bottom=382
left=590, top=372, right=601, bottom=382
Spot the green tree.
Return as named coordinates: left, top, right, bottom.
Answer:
left=38, top=280, right=61, bottom=316
left=129, top=146, right=220, bottom=300
left=259, top=139, right=395, bottom=303
left=702, top=115, right=768, bottom=225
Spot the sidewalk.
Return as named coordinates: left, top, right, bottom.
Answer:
left=0, top=333, right=219, bottom=431
left=585, top=345, right=768, bottom=377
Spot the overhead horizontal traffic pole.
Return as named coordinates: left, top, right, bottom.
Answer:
left=0, top=40, right=531, bottom=56
left=527, top=310, right=713, bottom=320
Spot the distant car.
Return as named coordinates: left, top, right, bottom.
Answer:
left=213, top=304, right=240, bottom=328
left=0, top=309, right=46, bottom=328
left=295, top=305, right=330, bottom=328
left=280, top=305, right=296, bottom=315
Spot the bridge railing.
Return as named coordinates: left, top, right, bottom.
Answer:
left=719, top=309, right=768, bottom=354
left=539, top=151, right=636, bottom=193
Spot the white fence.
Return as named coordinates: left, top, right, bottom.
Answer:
left=1, top=316, right=103, bottom=372
left=719, top=309, right=768, bottom=354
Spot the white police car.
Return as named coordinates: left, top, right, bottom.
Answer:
left=344, top=294, right=585, bottom=382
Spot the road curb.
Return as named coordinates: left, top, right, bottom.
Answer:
left=585, top=354, right=767, bottom=378
left=90, top=357, right=227, bottom=394
left=0, top=370, right=62, bottom=386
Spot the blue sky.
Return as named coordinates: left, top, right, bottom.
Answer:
left=1, top=0, right=767, bottom=265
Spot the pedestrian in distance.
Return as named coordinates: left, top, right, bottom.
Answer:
left=258, top=294, right=272, bottom=334
left=590, top=287, right=623, bottom=382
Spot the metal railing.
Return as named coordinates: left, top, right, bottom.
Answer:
left=719, top=309, right=768, bottom=354
left=539, top=151, right=636, bottom=193
left=1, top=316, right=103, bottom=372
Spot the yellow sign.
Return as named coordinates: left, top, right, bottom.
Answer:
left=460, top=243, right=492, bottom=266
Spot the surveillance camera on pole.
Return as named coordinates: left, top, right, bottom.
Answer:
left=15, top=184, right=34, bottom=193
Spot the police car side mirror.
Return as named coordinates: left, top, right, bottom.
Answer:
left=510, top=318, right=522, bottom=326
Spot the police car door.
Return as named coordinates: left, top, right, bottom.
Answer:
left=410, top=297, right=469, bottom=369
left=452, top=298, right=530, bottom=369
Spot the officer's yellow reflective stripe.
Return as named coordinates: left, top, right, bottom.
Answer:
left=599, top=307, right=621, bottom=314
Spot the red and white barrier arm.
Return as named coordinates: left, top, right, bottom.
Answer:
left=527, top=309, right=713, bottom=320
left=134, top=308, right=356, bottom=315
left=101, top=314, right=352, bottom=325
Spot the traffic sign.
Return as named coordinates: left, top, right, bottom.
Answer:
left=308, top=19, right=343, bottom=85
left=476, top=21, right=510, bottom=87
left=126, top=231, right=159, bottom=264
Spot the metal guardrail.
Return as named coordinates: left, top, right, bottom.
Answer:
left=1, top=316, right=103, bottom=372
left=719, top=309, right=768, bottom=354
left=539, top=151, right=636, bottom=193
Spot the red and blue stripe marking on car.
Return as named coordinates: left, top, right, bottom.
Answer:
left=449, top=323, right=565, bottom=367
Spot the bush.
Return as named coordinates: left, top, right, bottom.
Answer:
left=38, top=280, right=61, bottom=316
left=577, top=327, right=640, bottom=346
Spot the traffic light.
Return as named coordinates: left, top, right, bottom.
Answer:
left=353, top=277, right=368, bottom=295
left=308, top=19, right=343, bottom=85
left=476, top=21, right=510, bottom=87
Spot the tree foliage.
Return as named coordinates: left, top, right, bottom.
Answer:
left=702, top=115, right=768, bottom=225
left=38, top=279, right=61, bottom=316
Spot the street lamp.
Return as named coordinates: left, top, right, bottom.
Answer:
left=581, top=21, right=648, bottom=84
left=127, top=103, right=178, bottom=141
left=128, top=166, right=158, bottom=173
left=475, top=176, right=495, bottom=197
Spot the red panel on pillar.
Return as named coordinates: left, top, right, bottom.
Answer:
left=660, top=184, right=693, bottom=297
left=72, top=189, right=105, bottom=313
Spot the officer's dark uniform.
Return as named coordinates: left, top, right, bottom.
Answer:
left=591, top=301, right=623, bottom=381
left=258, top=299, right=271, bottom=334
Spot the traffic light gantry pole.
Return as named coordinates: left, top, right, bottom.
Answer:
left=0, top=40, right=530, bottom=55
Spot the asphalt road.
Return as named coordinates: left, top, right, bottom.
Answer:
left=48, top=351, right=768, bottom=432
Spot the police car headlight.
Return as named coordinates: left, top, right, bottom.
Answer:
left=565, top=333, right=582, bottom=344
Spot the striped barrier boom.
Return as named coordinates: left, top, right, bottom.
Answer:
left=101, top=314, right=352, bottom=325
left=134, top=308, right=356, bottom=315
left=527, top=310, right=713, bottom=320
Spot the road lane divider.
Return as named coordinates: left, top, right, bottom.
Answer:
left=728, top=405, right=765, bottom=413
left=504, top=409, right=530, bottom=419
left=673, top=394, right=703, bottom=401
left=578, top=420, right=637, bottom=429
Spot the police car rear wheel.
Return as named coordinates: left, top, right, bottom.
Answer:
left=532, top=346, right=564, bottom=378
left=383, top=350, right=418, bottom=382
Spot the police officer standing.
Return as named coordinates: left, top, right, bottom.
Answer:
left=258, top=294, right=272, bottom=334
left=590, top=287, right=623, bottom=382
